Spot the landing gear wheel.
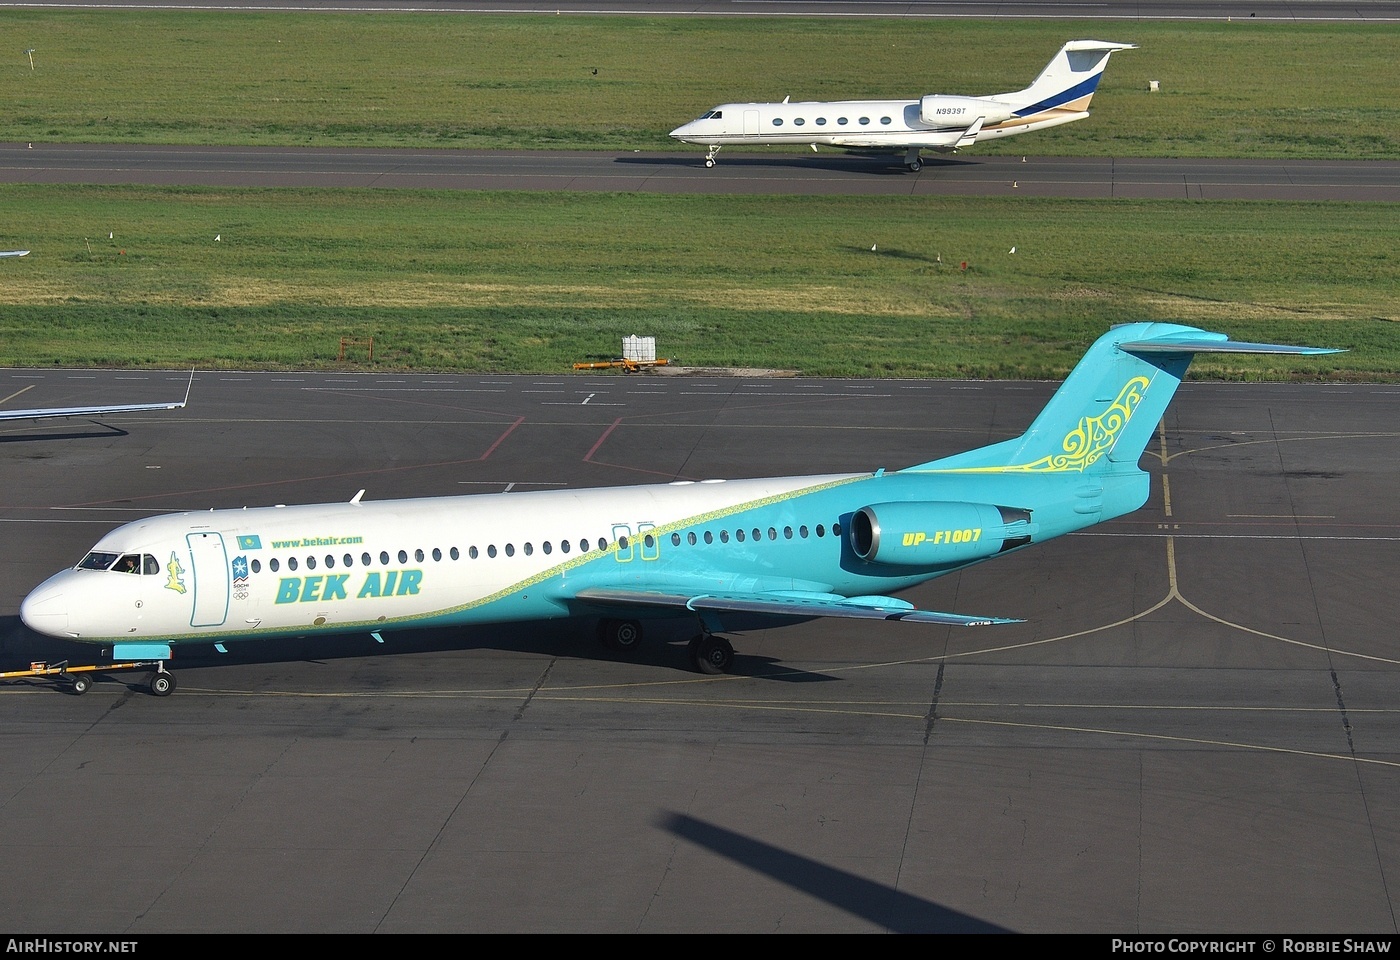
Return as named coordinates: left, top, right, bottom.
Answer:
left=907, top=158, right=923, bottom=172
left=688, top=634, right=734, bottom=675
left=69, top=674, right=92, bottom=695
left=705, top=158, right=716, bottom=168
left=598, top=618, right=643, bottom=653
left=149, top=671, right=175, bottom=697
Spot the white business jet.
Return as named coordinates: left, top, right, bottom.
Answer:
left=669, top=40, right=1135, bottom=171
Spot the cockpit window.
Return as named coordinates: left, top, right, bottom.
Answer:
left=78, top=551, right=120, bottom=571
left=143, top=555, right=160, bottom=575
left=114, top=554, right=142, bottom=575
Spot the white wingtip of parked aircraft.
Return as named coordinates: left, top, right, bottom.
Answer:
left=670, top=40, right=1136, bottom=171
left=0, top=368, right=194, bottom=423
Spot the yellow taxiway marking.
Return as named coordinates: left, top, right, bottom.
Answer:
left=0, top=383, right=36, bottom=407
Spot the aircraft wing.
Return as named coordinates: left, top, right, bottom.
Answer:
left=0, top=398, right=188, bottom=422
left=1, top=370, right=193, bottom=422
left=573, top=587, right=1020, bottom=626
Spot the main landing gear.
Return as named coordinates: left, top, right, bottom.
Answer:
left=687, top=633, right=734, bottom=676
left=904, top=147, right=923, bottom=172
left=597, top=617, right=643, bottom=653
left=595, top=617, right=737, bottom=675
left=704, top=145, right=721, bottom=168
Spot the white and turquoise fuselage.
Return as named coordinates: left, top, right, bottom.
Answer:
left=20, top=465, right=1144, bottom=646
left=22, top=322, right=1338, bottom=662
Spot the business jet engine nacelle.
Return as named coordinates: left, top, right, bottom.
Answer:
left=851, top=501, right=1034, bottom=566
left=919, top=95, right=1016, bottom=128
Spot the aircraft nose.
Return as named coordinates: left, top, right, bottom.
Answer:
left=20, top=578, right=71, bottom=637
left=669, top=121, right=696, bottom=140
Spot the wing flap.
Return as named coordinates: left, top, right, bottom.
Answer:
left=573, top=587, right=1019, bottom=627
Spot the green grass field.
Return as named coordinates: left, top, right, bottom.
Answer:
left=1, top=185, right=1392, bottom=379
left=4, top=13, right=1398, bottom=158
left=1, top=13, right=1397, bottom=380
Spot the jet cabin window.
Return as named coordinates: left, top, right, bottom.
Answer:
left=78, top=551, right=121, bottom=571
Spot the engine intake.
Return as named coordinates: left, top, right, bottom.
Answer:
left=851, top=501, right=1033, bottom=566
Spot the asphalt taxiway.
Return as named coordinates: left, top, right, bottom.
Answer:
left=5, top=144, right=1399, bottom=200
left=2, top=369, right=1397, bottom=933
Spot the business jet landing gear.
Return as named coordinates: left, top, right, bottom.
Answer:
left=704, top=145, right=721, bottom=168
left=597, top=617, right=643, bottom=654
left=904, top=148, right=923, bottom=172
left=688, top=633, right=734, bottom=675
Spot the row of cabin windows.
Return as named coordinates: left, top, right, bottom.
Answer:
left=773, top=116, right=892, bottom=128
left=245, top=521, right=844, bottom=575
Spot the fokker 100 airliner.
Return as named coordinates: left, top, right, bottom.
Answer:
left=21, top=323, right=1336, bottom=694
left=670, top=40, right=1135, bottom=171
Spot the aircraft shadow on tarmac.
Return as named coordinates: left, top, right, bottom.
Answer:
left=0, top=614, right=843, bottom=690
left=0, top=422, right=130, bottom=443
left=661, top=812, right=1010, bottom=933
left=615, top=153, right=977, bottom=176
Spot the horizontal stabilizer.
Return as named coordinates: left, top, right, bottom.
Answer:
left=1118, top=332, right=1344, bottom=356
left=575, top=587, right=1019, bottom=627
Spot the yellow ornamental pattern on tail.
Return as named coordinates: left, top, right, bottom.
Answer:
left=1014, top=375, right=1151, bottom=473
left=928, top=375, right=1151, bottom=475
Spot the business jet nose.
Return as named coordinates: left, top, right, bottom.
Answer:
left=20, top=577, right=70, bottom=637
left=668, top=122, right=693, bottom=140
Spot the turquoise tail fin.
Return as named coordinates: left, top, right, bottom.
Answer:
left=910, top=322, right=1341, bottom=475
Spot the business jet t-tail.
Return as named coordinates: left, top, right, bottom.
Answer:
left=670, top=40, right=1135, bottom=171
left=21, top=324, right=1336, bottom=692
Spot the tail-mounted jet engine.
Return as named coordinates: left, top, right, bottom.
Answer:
left=851, top=501, right=1034, bottom=567
left=918, top=96, right=1015, bottom=128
